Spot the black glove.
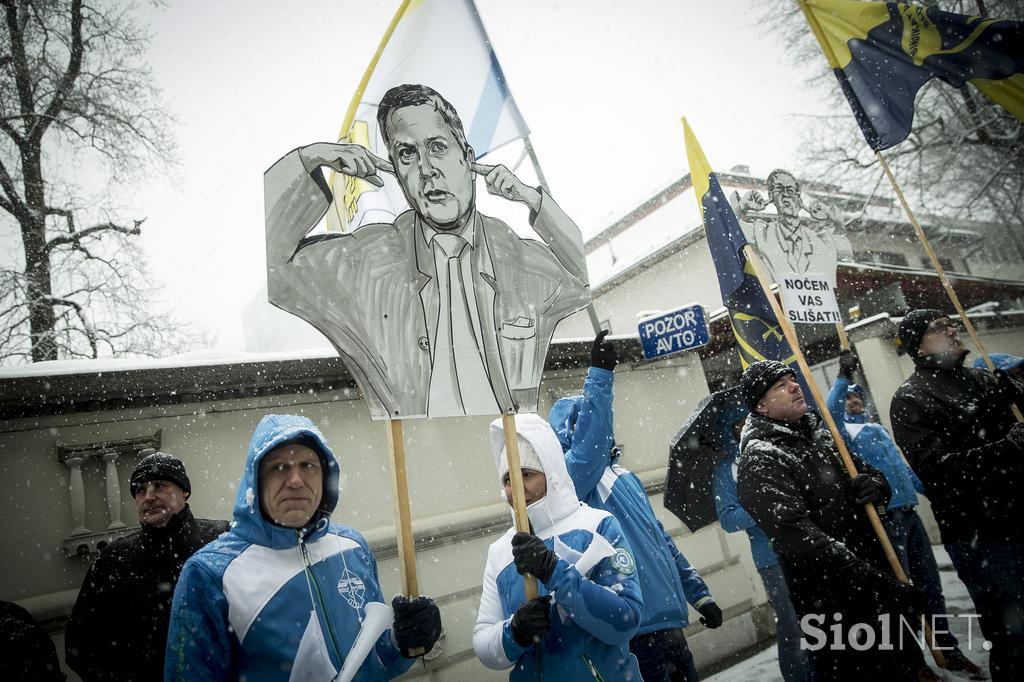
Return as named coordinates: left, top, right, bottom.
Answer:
left=1007, top=422, right=1024, bottom=451
left=697, top=601, right=723, bottom=629
left=392, top=595, right=443, bottom=658
left=847, top=473, right=881, bottom=506
left=993, top=368, right=1023, bottom=403
left=889, top=580, right=930, bottom=622
left=838, top=349, right=860, bottom=379
left=511, top=532, right=558, bottom=583
left=590, top=329, right=618, bottom=372
left=510, top=595, right=552, bottom=647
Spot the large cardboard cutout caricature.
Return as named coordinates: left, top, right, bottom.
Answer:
left=265, top=85, right=591, bottom=420
left=730, top=169, right=851, bottom=325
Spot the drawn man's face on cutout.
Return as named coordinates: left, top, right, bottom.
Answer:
left=768, top=172, right=802, bottom=220
left=385, top=104, right=475, bottom=231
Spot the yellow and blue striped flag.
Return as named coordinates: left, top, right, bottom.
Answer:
left=682, top=118, right=774, bottom=323
left=682, top=120, right=809, bottom=389
left=327, top=0, right=529, bottom=232
left=800, top=0, right=1024, bottom=151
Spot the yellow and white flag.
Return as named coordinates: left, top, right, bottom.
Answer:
left=327, top=0, right=529, bottom=232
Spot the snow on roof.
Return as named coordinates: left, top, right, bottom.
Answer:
left=0, top=347, right=339, bottom=380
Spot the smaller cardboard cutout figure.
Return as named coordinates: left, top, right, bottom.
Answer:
left=731, top=169, right=850, bottom=325
left=265, top=84, right=591, bottom=420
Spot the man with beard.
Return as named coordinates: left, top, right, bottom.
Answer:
left=736, top=360, right=925, bottom=680
left=65, top=452, right=229, bottom=682
left=891, top=309, right=1024, bottom=679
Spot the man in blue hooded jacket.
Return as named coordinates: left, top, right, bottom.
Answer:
left=163, top=414, right=443, bottom=681
left=547, top=331, right=721, bottom=681
left=827, top=351, right=982, bottom=677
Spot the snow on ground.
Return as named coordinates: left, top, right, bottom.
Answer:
left=704, top=545, right=991, bottom=681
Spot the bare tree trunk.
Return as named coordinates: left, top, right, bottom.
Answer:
left=20, top=138, right=58, bottom=361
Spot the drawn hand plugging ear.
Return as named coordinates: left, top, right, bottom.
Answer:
left=299, top=141, right=542, bottom=212
left=471, top=162, right=542, bottom=213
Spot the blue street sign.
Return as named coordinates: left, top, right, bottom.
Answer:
left=637, top=304, right=710, bottom=360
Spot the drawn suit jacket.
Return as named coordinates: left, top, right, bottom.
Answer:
left=265, top=150, right=591, bottom=420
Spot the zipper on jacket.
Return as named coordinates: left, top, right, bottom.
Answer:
left=581, top=653, right=606, bottom=682
left=298, top=533, right=345, bottom=669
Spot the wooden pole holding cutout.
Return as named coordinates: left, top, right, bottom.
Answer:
left=502, top=413, right=540, bottom=600
left=384, top=419, right=426, bottom=656
left=835, top=322, right=850, bottom=351
left=745, top=245, right=946, bottom=667
left=874, top=151, right=1023, bottom=422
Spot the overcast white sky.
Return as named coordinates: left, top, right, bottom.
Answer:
left=129, top=0, right=828, bottom=351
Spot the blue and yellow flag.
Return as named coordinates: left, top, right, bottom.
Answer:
left=682, top=119, right=773, bottom=323
left=682, top=119, right=804, bottom=379
left=800, top=0, right=1024, bottom=151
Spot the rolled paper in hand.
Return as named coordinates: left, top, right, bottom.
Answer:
left=335, top=601, right=395, bottom=682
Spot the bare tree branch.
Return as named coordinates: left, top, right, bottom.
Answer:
left=45, top=218, right=142, bottom=252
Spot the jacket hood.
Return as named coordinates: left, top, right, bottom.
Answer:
left=548, top=396, right=583, bottom=453
left=232, top=414, right=341, bottom=549
left=715, top=401, right=749, bottom=461
left=974, top=352, right=1024, bottom=372
left=844, top=383, right=867, bottom=424
left=491, top=413, right=580, bottom=534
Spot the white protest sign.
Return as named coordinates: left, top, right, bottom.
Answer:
left=779, top=272, right=842, bottom=324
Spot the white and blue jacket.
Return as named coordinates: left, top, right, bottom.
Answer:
left=548, top=368, right=715, bottom=636
left=164, top=414, right=412, bottom=682
left=474, top=413, right=643, bottom=681
left=826, top=377, right=924, bottom=511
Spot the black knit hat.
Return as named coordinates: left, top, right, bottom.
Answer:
left=130, top=452, right=191, bottom=496
left=740, top=360, right=796, bottom=411
left=897, top=309, right=946, bottom=358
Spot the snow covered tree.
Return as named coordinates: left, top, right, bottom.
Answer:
left=762, top=0, right=1024, bottom=262
left=0, top=0, right=196, bottom=363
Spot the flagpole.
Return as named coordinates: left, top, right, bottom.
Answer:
left=502, top=413, right=540, bottom=600
left=384, top=419, right=427, bottom=657
left=523, top=136, right=550, bottom=195
left=521, top=137, right=604, bottom=334
left=835, top=322, right=850, bottom=351
left=744, top=244, right=947, bottom=666
left=874, top=150, right=1023, bottom=422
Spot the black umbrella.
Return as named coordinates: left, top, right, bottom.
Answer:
left=664, top=387, right=747, bottom=531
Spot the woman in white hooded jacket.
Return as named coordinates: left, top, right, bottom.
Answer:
left=473, top=413, right=644, bottom=680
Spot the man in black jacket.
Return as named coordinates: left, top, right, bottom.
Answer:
left=891, top=309, right=1024, bottom=679
left=65, top=452, right=229, bottom=682
left=736, top=360, right=925, bottom=681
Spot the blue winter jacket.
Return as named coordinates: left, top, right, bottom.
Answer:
left=474, top=412, right=643, bottom=681
left=711, top=402, right=779, bottom=571
left=163, top=415, right=412, bottom=682
left=826, top=377, right=924, bottom=510
left=548, top=367, right=714, bottom=635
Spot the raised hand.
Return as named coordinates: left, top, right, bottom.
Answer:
left=299, top=142, right=394, bottom=187
left=472, top=163, right=541, bottom=212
